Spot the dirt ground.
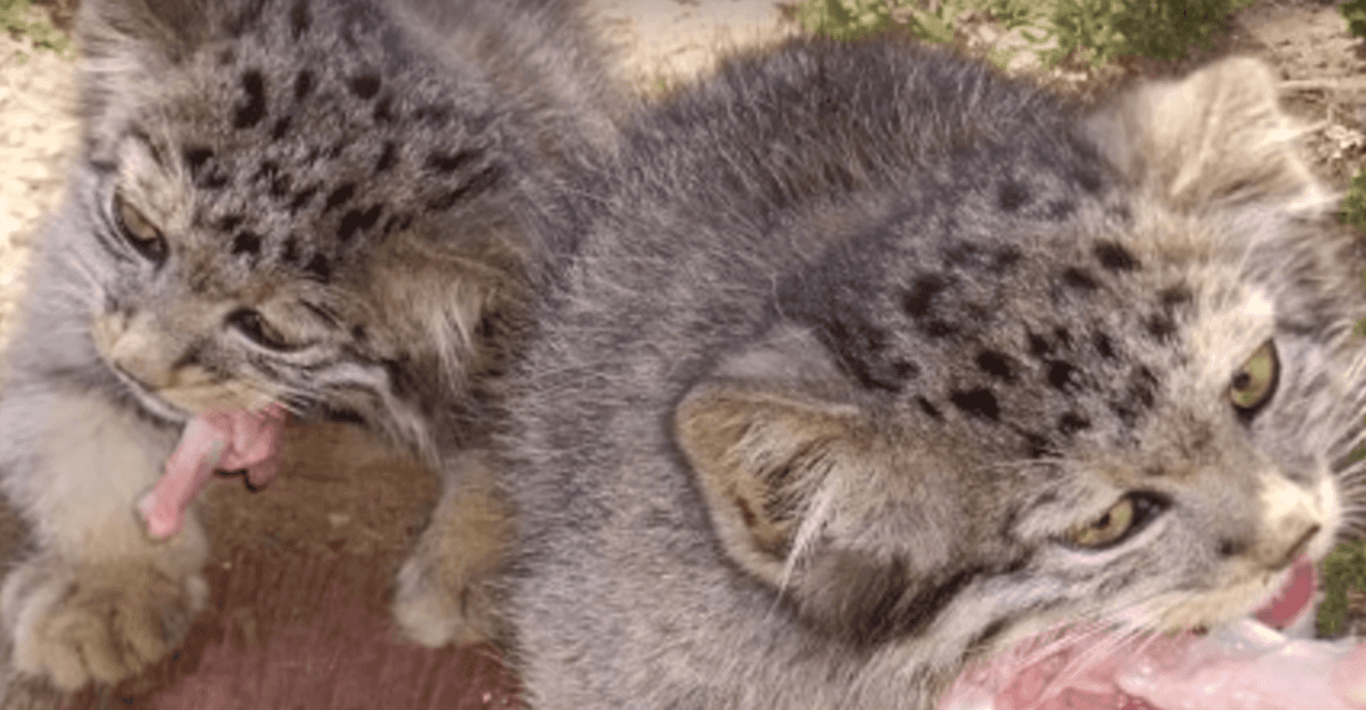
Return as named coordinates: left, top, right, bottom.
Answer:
left=0, top=1, right=1363, bottom=708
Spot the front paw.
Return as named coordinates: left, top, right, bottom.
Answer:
left=1, top=558, right=208, bottom=690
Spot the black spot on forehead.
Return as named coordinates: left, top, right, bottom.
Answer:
left=289, top=0, right=311, bottom=40
left=374, top=95, right=396, bottom=123
left=216, top=214, right=244, bottom=233
left=951, top=388, right=999, bottom=421
left=1159, top=285, right=1193, bottom=310
left=1092, top=331, right=1116, bottom=360
left=998, top=181, right=1030, bottom=212
left=337, top=204, right=383, bottom=242
left=414, top=104, right=453, bottom=125
left=426, top=149, right=479, bottom=174
left=350, top=73, right=382, bottom=100
left=270, top=116, right=292, bottom=141
left=304, top=254, right=330, bottom=282
left=916, top=397, right=942, bottom=420
left=232, top=231, right=262, bottom=256
left=1093, top=241, right=1138, bottom=271
left=282, top=234, right=300, bottom=264
left=183, top=146, right=214, bottom=175
left=294, top=70, right=314, bottom=102
left=1027, top=332, right=1052, bottom=358
left=382, top=212, right=413, bottom=237
left=902, top=274, right=948, bottom=319
left=234, top=69, right=268, bottom=130
left=427, top=165, right=505, bottom=211
left=289, top=185, right=317, bottom=213
left=1046, top=200, right=1075, bottom=220
left=1045, top=360, right=1078, bottom=391
left=1145, top=313, right=1177, bottom=342
left=1061, top=267, right=1098, bottom=291
left=1072, top=166, right=1103, bottom=194
left=976, top=350, right=1016, bottom=382
left=375, top=142, right=398, bottom=173
left=1058, top=412, right=1090, bottom=437
left=324, top=183, right=356, bottom=213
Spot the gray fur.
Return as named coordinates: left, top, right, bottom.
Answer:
left=495, top=39, right=1366, bottom=709
left=0, top=0, right=622, bottom=690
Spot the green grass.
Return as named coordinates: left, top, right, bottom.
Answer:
left=794, top=0, right=1252, bottom=69
left=1342, top=170, right=1366, bottom=234
left=1319, top=539, right=1366, bottom=637
left=0, top=0, right=73, bottom=57
left=1344, top=0, right=1366, bottom=41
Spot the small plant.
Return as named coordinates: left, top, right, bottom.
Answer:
left=1043, top=0, right=1254, bottom=68
left=795, top=0, right=1253, bottom=70
left=1344, top=0, right=1366, bottom=41
left=1342, top=170, right=1366, bottom=234
left=1319, top=539, right=1366, bottom=637
left=793, top=0, right=898, bottom=42
left=0, top=0, right=73, bottom=57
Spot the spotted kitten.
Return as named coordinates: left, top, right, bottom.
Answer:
left=0, top=0, right=621, bottom=690
left=492, top=39, right=1366, bottom=709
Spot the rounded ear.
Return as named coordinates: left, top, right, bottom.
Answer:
left=77, top=0, right=210, bottom=63
left=673, top=326, right=881, bottom=586
left=1081, top=57, right=1324, bottom=213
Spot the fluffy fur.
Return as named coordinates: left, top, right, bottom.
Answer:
left=0, top=0, right=622, bottom=690
left=492, top=39, right=1366, bottom=709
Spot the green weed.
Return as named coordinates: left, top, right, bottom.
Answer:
left=1344, top=0, right=1366, bottom=40
left=1319, top=539, right=1366, bottom=637
left=0, top=0, right=73, bottom=57
left=795, top=0, right=1251, bottom=69
left=1342, top=170, right=1366, bottom=234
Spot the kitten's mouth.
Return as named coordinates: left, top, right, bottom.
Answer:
left=107, top=363, right=192, bottom=423
left=1252, top=555, right=1316, bottom=630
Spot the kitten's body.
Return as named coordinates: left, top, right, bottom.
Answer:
left=496, top=39, right=1366, bottom=708
left=0, top=0, right=621, bottom=690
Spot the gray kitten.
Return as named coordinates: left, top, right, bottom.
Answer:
left=0, top=0, right=621, bottom=690
left=493, top=38, right=1365, bottom=709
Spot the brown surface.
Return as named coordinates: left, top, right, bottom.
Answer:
left=0, top=421, right=519, bottom=710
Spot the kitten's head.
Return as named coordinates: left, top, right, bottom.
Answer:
left=66, top=0, right=546, bottom=454
left=674, top=58, right=1364, bottom=672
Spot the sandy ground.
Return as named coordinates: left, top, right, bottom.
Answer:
left=0, top=0, right=1363, bottom=708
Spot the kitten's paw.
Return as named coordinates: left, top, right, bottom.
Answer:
left=392, top=554, right=498, bottom=647
left=1, top=559, right=208, bottom=690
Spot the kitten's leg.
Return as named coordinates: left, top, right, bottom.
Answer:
left=0, top=390, right=208, bottom=690
left=393, top=449, right=509, bottom=647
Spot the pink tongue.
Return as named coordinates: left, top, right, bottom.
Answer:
left=1254, top=556, right=1316, bottom=629
left=138, top=404, right=286, bottom=539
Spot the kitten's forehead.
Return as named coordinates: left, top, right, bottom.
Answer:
left=104, top=0, right=516, bottom=287
left=781, top=222, right=1279, bottom=461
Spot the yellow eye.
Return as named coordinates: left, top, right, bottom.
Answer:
left=112, top=192, right=168, bottom=264
left=1229, top=340, right=1278, bottom=412
left=1068, top=497, right=1135, bottom=548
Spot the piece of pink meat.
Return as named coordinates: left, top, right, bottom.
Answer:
left=939, top=558, right=1366, bottom=710
left=138, top=404, right=286, bottom=540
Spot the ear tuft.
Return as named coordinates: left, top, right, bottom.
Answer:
left=1083, top=57, right=1323, bottom=213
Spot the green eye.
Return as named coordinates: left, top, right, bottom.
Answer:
left=1069, top=498, right=1135, bottom=548
left=1229, top=340, right=1278, bottom=413
left=112, top=192, right=169, bottom=265
left=1066, top=492, right=1169, bottom=550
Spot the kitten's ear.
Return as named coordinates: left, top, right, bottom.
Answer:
left=1082, top=57, right=1324, bottom=212
left=77, top=0, right=210, bottom=63
left=674, top=326, right=883, bottom=585
left=367, top=231, right=534, bottom=390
